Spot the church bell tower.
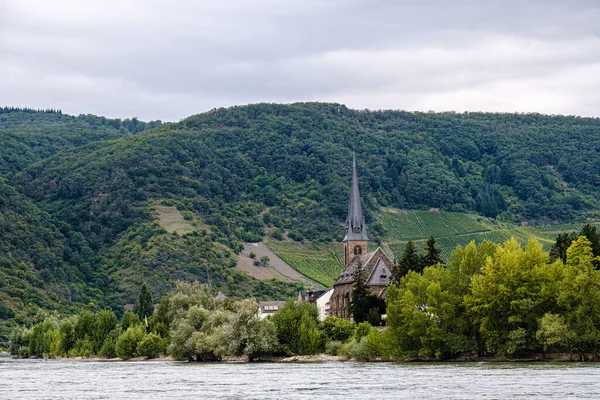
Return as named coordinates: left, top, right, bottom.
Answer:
left=343, top=154, right=369, bottom=265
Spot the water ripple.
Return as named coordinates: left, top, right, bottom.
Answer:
left=1, top=358, right=600, bottom=399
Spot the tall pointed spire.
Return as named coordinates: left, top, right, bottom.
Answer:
left=344, top=153, right=369, bottom=242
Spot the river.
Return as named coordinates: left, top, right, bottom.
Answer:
left=1, top=358, right=599, bottom=399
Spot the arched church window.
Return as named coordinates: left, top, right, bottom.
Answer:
left=354, top=245, right=362, bottom=255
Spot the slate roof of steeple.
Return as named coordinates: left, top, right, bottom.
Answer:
left=343, top=154, right=369, bottom=242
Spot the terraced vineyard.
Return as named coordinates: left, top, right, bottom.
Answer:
left=268, top=210, right=600, bottom=282
left=381, top=209, right=490, bottom=241
left=267, top=242, right=344, bottom=287
left=381, top=209, right=600, bottom=261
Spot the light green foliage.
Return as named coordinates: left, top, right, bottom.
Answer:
left=467, top=238, right=549, bottom=356
left=348, top=330, right=384, bottom=361
left=58, top=319, right=76, bottom=355
left=166, top=282, right=280, bottom=361
left=74, top=311, right=96, bottom=343
left=536, top=313, right=574, bottom=353
left=558, top=237, right=600, bottom=358
left=116, top=325, right=145, bottom=359
left=387, top=262, right=476, bottom=358
left=222, top=299, right=279, bottom=359
left=325, top=340, right=344, bottom=355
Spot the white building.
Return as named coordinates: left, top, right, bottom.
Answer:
left=298, top=288, right=334, bottom=321
left=257, top=301, right=286, bottom=320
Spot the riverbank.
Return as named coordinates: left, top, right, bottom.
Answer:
left=9, top=352, right=582, bottom=363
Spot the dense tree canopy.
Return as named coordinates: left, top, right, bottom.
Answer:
left=3, top=103, right=600, bottom=338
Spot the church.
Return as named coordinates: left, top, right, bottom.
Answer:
left=329, top=155, right=393, bottom=319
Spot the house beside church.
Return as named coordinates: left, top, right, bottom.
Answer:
left=298, top=288, right=334, bottom=321
left=329, top=155, right=393, bottom=319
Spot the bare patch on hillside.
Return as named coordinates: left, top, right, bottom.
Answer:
left=154, top=205, right=195, bottom=235
left=235, top=243, right=321, bottom=289
left=547, top=165, right=568, bottom=187
left=381, top=207, right=410, bottom=214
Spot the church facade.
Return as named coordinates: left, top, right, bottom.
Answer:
left=329, top=155, right=393, bottom=319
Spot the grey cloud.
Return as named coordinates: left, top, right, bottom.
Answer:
left=1, top=0, right=600, bottom=120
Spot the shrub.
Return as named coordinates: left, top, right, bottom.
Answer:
left=116, top=325, right=145, bottom=359
left=349, top=331, right=383, bottom=361
left=271, top=300, right=323, bottom=355
left=249, top=252, right=256, bottom=259
left=287, top=230, right=303, bottom=242
left=325, top=340, right=344, bottom=356
left=137, top=333, right=166, bottom=359
left=363, top=329, right=383, bottom=358
left=99, top=329, right=120, bottom=358
left=74, top=338, right=94, bottom=357
left=121, top=311, right=140, bottom=331
left=355, top=321, right=372, bottom=341
left=270, top=229, right=284, bottom=240
left=319, top=317, right=355, bottom=342
left=338, top=339, right=357, bottom=356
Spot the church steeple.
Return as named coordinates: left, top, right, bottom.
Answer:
left=343, top=154, right=369, bottom=265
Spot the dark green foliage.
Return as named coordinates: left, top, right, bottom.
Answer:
left=392, top=241, right=422, bottom=284
left=422, top=236, right=443, bottom=267
left=550, top=232, right=577, bottom=263
left=99, top=329, right=120, bottom=358
left=120, top=311, right=140, bottom=331
left=5, top=104, right=600, bottom=331
left=271, top=300, right=322, bottom=355
left=551, top=224, right=600, bottom=266
left=93, top=310, right=117, bottom=353
left=0, top=108, right=160, bottom=175
left=136, top=333, right=166, bottom=358
left=116, top=325, right=145, bottom=359
left=580, top=224, right=600, bottom=257
left=137, top=283, right=154, bottom=320
left=350, top=263, right=384, bottom=324
left=319, top=316, right=355, bottom=342
left=0, top=178, right=100, bottom=339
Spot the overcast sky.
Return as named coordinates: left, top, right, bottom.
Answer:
left=2, top=0, right=600, bottom=121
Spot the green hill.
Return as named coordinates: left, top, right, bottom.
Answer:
left=3, top=103, right=600, bottom=337
left=0, top=178, right=102, bottom=339
left=0, top=107, right=161, bottom=175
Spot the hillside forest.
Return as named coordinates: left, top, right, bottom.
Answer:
left=2, top=103, right=600, bottom=341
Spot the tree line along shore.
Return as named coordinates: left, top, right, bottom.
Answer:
left=8, top=227, right=600, bottom=362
